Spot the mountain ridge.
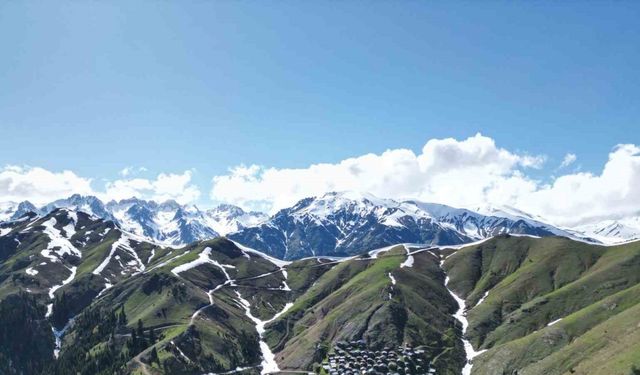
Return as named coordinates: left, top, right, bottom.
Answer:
left=2, top=192, right=635, bottom=260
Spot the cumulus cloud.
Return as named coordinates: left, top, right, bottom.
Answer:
left=210, top=133, right=543, bottom=213
left=103, top=170, right=200, bottom=204
left=559, top=153, right=577, bottom=169
left=210, top=134, right=640, bottom=227
left=518, top=144, right=640, bottom=225
left=4, top=134, right=640, bottom=228
left=0, top=166, right=94, bottom=205
left=0, top=166, right=200, bottom=205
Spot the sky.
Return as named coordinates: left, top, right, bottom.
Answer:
left=1, top=1, right=639, bottom=226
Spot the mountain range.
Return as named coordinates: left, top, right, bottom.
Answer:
left=0, top=207, right=639, bottom=374
left=228, top=192, right=581, bottom=259
left=0, top=194, right=267, bottom=246
left=1, top=192, right=638, bottom=261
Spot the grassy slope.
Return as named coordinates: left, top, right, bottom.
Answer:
left=443, top=235, right=640, bottom=374
left=265, top=246, right=466, bottom=374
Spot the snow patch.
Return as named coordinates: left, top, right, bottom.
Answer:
left=171, top=247, right=236, bottom=277
left=41, top=218, right=82, bottom=262
left=474, top=291, right=489, bottom=308
left=547, top=318, right=562, bottom=327
left=48, top=266, right=77, bottom=299
left=147, top=248, right=156, bottom=264
left=171, top=340, right=191, bottom=363
left=442, top=261, right=486, bottom=375
left=235, top=290, right=293, bottom=374
left=368, top=244, right=399, bottom=259
left=92, top=233, right=145, bottom=276
left=400, top=245, right=414, bottom=268
left=230, top=240, right=291, bottom=268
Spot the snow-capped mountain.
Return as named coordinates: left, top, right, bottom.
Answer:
left=1, top=191, right=630, bottom=259
left=228, top=191, right=576, bottom=260
left=203, top=204, right=268, bottom=235
left=104, top=198, right=219, bottom=245
left=412, top=201, right=574, bottom=239
left=42, top=194, right=113, bottom=220
left=0, top=200, right=39, bottom=221
left=0, top=194, right=267, bottom=246
left=229, top=191, right=469, bottom=259
left=570, top=216, right=640, bottom=244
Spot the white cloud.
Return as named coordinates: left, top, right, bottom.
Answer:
left=0, top=167, right=200, bottom=205
left=103, top=171, right=200, bottom=204
left=518, top=144, right=640, bottom=226
left=211, top=134, right=640, bottom=227
left=4, top=135, right=640, bottom=228
left=119, top=166, right=148, bottom=177
left=559, top=153, right=577, bottom=169
left=0, top=166, right=94, bottom=205
left=210, top=133, right=543, bottom=213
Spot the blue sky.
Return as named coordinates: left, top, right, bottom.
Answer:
left=1, top=2, right=640, bottom=222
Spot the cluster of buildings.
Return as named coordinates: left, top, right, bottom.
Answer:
left=321, top=340, right=436, bottom=375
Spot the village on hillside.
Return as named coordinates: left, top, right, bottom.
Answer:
left=319, top=340, right=436, bottom=375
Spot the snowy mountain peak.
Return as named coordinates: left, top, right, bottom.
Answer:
left=0, top=200, right=40, bottom=221
left=203, top=204, right=268, bottom=236
left=228, top=191, right=582, bottom=260
left=0, top=195, right=269, bottom=246
left=42, top=194, right=112, bottom=220
left=571, top=216, right=640, bottom=244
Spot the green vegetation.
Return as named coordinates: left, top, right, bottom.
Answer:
left=265, top=246, right=465, bottom=374
left=2, top=210, right=640, bottom=375
left=443, top=235, right=640, bottom=375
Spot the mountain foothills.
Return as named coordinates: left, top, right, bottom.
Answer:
left=0, top=208, right=639, bottom=375
left=0, top=208, right=461, bottom=374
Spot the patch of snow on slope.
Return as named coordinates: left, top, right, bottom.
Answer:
left=442, top=260, right=486, bottom=375
left=230, top=240, right=291, bottom=268
left=41, top=218, right=82, bottom=261
left=48, top=266, right=77, bottom=299
left=92, top=233, right=144, bottom=275
left=171, top=247, right=236, bottom=276
left=171, top=247, right=236, bottom=280
left=368, top=244, right=399, bottom=259
left=62, top=210, right=78, bottom=239
left=547, top=318, right=562, bottom=326
left=147, top=248, right=156, bottom=264
left=171, top=340, right=192, bottom=363
left=474, top=291, right=489, bottom=308
left=26, top=267, right=38, bottom=275
left=400, top=245, right=414, bottom=268
left=281, top=268, right=291, bottom=291
left=96, top=279, right=113, bottom=298
left=235, top=290, right=294, bottom=374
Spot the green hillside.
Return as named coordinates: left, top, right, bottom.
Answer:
left=2, top=210, right=640, bottom=375
left=443, top=235, right=640, bottom=375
